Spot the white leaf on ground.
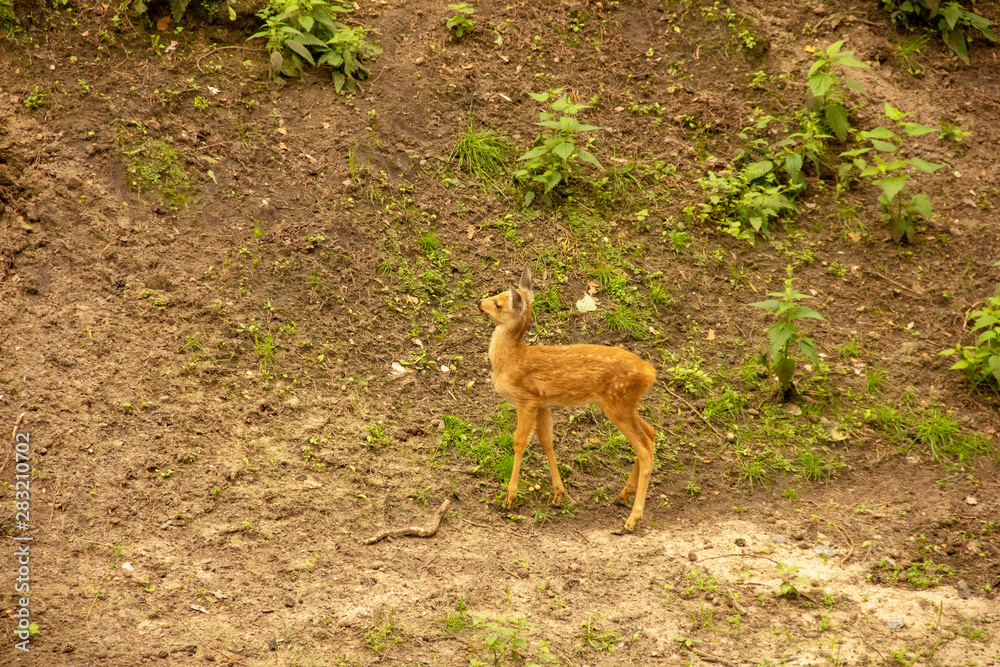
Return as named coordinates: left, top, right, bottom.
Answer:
left=575, top=294, right=597, bottom=312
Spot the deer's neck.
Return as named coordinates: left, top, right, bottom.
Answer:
left=488, top=323, right=525, bottom=376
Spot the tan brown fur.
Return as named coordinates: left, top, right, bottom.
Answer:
left=479, top=266, right=657, bottom=533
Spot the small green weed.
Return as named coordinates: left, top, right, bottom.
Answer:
left=668, top=360, right=714, bottom=397
left=119, top=129, right=189, bottom=206
left=776, top=562, right=809, bottom=598
left=365, top=609, right=403, bottom=654
left=940, top=285, right=1000, bottom=390
left=23, top=86, right=50, bottom=109
left=446, top=3, right=475, bottom=38
left=750, top=268, right=824, bottom=398
left=694, top=159, right=795, bottom=245
left=445, top=596, right=471, bottom=632
left=580, top=615, right=618, bottom=653
left=468, top=616, right=552, bottom=666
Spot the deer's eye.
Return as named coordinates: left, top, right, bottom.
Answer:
left=495, top=303, right=501, bottom=309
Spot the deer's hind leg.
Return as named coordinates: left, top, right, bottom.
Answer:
left=605, top=407, right=655, bottom=533
left=536, top=406, right=566, bottom=505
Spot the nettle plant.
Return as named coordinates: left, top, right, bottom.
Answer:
left=750, top=270, right=824, bottom=399
left=838, top=103, right=944, bottom=243
left=806, top=39, right=869, bottom=142
left=940, top=286, right=1000, bottom=390
left=881, top=0, right=997, bottom=64
left=252, top=0, right=381, bottom=90
left=514, top=89, right=603, bottom=207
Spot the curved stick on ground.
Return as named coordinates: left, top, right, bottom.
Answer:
left=365, top=500, right=452, bottom=545
left=1, top=412, right=27, bottom=478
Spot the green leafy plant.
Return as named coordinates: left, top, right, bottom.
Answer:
left=769, top=110, right=833, bottom=187
left=468, top=616, right=538, bottom=667
left=776, top=562, right=809, bottom=598
left=881, top=0, right=997, bottom=65
left=514, top=89, right=603, bottom=207
left=749, top=269, right=824, bottom=398
left=251, top=0, right=381, bottom=90
left=694, top=159, right=796, bottom=245
left=838, top=103, right=944, bottom=243
left=446, top=3, right=475, bottom=38
left=940, top=285, right=1000, bottom=389
left=806, top=39, right=869, bottom=141
left=22, top=87, right=50, bottom=109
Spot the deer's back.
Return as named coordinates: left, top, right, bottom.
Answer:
left=493, top=343, right=656, bottom=408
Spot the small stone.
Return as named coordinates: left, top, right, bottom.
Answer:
left=784, top=403, right=803, bottom=416
left=734, top=538, right=746, bottom=547
left=956, top=580, right=971, bottom=599
left=688, top=551, right=698, bottom=562
left=885, top=618, right=905, bottom=629
left=814, top=545, right=836, bottom=557
left=964, top=496, right=978, bottom=505
left=771, top=534, right=786, bottom=544
left=725, top=431, right=735, bottom=442
left=415, top=57, right=424, bottom=65
left=813, top=4, right=829, bottom=15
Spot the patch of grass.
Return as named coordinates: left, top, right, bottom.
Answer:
left=118, top=126, right=189, bottom=206
left=914, top=407, right=960, bottom=462
left=955, top=622, right=989, bottom=641
left=253, top=332, right=278, bottom=369
left=793, top=449, right=843, bottom=482
left=451, top=120, right=512, bottom=182
left=445, top=596, right=471, bottom=632
left=600, top=306, right=645, bottom=338
left=900, top=560, right=954, bottom=589
left=704, top=386, right=746, bottom=421
left=866, top=366, right=886, bottom=394
left=648, top=277, right=677, bottom=308
left=737, top=455, right=769, bottom=490
left=688, top=604, right=714, bottom=630
left=422, top=269, right=447, bottom=296
left=438, top=409, right=517, bottom=484
left=580, top=615, right=618, bottom=653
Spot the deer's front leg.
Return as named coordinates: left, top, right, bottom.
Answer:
left=502, top=403, right=539, bottom=510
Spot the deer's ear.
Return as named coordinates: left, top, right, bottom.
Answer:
left=519, top=264, right=533, bottom=295
left=510, top=287, right=523, bottom=312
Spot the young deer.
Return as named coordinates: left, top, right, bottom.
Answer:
left=479, top=265, right=657, bottom=533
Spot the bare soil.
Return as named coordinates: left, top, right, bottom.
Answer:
left=1, top=0, right=999, bottom=665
